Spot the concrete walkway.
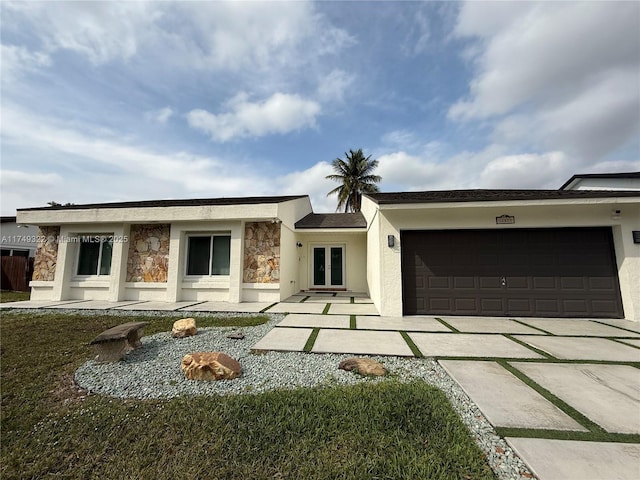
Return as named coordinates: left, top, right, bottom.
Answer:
left=4, top=294, right=640, bottom=480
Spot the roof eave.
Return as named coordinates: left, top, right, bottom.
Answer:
left=376, top=196, right=640, bottom=210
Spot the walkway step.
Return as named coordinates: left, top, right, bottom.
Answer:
left=311, top=329, right=413, bottom=356
left=408, top=333, right=544, bottom=358
left=251, top=327, right=313, bottom=352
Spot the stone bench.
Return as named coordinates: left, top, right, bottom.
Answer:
left=90, top=321, right=149, bottom=362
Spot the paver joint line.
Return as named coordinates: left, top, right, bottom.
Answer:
left=509, top=318, right=555, bottom=335
left=498, top=361, right=606, bottom=434
left=503, top=334, right=556, bottom=359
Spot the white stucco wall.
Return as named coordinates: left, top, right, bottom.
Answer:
left=361, top=196, right=381, bottom=312
left=1, top=221, right=38, bottom=256
left=371, top=198, right=640, bottom=321
left=567, top=177, right=640, bottom=191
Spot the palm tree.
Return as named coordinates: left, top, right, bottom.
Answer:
left=326, top=149, right=381, bottom=212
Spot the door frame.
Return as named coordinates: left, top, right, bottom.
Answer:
left=310, top=244, right=346, bottom=289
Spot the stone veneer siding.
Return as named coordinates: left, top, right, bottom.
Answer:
left=32, top=226, right=60, bottom=281
left=126, top=224, right=170, bottom=282
left=243, top=222, right=280, bottom=283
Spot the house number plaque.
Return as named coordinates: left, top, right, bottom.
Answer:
left=496, top=215, right=515, bottom=225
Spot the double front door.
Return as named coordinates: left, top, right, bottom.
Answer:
left=312, top=245, right=345, bottom=288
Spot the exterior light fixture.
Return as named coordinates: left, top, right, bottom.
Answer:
left=296, top=241, right=303, bottom=247
left=387, top=235, right=395, bottom=248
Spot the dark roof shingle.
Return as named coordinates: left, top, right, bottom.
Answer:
left=365, top=189, right=640, bottom=205
left=295, top=213, right=366, bottom=229
left=17, top=195, right=308, bottom=212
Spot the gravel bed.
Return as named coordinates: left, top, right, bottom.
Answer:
left=69, top=312, right=534, bottom=480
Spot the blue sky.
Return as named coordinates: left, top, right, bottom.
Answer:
left=1, top=0, right=639, bottom=215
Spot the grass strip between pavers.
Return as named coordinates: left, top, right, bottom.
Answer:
left=509, top=318, right=556, bottom=335
left=435, top=317, right=459, bottom=332
left=400, top=331, right=423, bottom=357
left=610, top=338, right=640, bottom=350
left=260, top=302, right=278, bottom=313
left=350, top=297, right=355, bottom=304
left=303, top=328, right=320, bottom=352
left=350, top=315, right=356, bottom=329
left=300, top=296, right=310, bottom=303
left=503, top=334, right=555, bottom=359
left=498, top=360, right=607, bottom=434
left=322, top=304, right=331, bottom=315
left=591, top=319, right=640, bottom=336
left=495, top=427, right=640, bottom=444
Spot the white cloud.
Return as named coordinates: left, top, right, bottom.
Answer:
left=377, top=152, right=449, bottom=190
left=145, top=107, right=174, bottom=124
left=2, top=1, right=352, bottom=75
left=449, top=1, right=640, bottom=164
left=403, top=9, right=431, bottom=56
left=316, top=70, right=355, bottom=103
left=375, top=144, right=581, bottom=192
left=0, top=105, right=339, bottom=214
left=187, top=92, right=321, bottom=142
left=478, top=152, right=573, bottom=189
left=3, top=1, right=155, bottom=65
left=0, top=170, right=61, bottom=189
left=1, top=44, right=51, bottom=82
left=276, top=161, right=337, bottom=213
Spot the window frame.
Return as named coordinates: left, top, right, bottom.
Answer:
left=184, top=233, right=231, bottom=277
left=74, top=234, right=114, bottom=278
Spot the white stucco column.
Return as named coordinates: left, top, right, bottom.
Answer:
left=166, top=224, right=182, bottom=302
left=614, top=223, right=640, bottom=321
left=228, top=222, right=243, bottom=303
left=51, top=226, right=75, bottom=301
left=107, top=225, right=130, bottom=301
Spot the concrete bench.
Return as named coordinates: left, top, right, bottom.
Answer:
left=90, top=321, right=149, bottom=362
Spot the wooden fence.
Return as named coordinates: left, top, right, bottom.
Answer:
left=1, top=256, right=34, bottom=292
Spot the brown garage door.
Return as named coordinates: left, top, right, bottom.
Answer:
left=401, top=228, right=623, bottom=318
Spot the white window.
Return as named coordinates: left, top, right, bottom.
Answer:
left=77, top=236, right=113, bottom=276
left=186, top=235, right=231, bottom=276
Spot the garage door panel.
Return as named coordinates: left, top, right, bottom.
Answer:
left=429, top=298, right=452, bottom=311
left=454, top=298, right=477, bottom=312
left=533, top=277, right=556, bottom=289
left=591, top=300, right=620, bottom=315
left=534, top=299, right=561, bottom=314
left=479, top=277, right=502, bottom=289
left=480, top=298, right=505, bottom=314
left=560, top=277, right=586, bottom=290
left=454, top=277, right=475, bottom=288
left=401, top=228, right=623, bottom=318
left=562, top=300, right=589, bottom=315
left=506, top=277, right=530, bottom=289
left=588, top=277, right=616, bottom=291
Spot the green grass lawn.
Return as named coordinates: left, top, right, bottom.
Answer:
left=1, top=312, right=496, bottom=480
left=0, top=290, right=30, bottom=303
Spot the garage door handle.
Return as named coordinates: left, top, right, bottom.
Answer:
left=501, top=277, right=506, bottom=287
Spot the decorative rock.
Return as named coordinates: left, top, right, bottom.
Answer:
left=181, top=352, right=242, bottom=381
left=227, top=332, right=245, bottom=340
left=172, top=318, right=197, bottom=338
left=339, top=357, right=387, bottom=376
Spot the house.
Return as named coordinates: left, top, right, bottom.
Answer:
left=16, top=177, right=640, bottom=321
left=560, top=172, right=640, bottom=191
left=1, top=216, right=38, bottom=258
